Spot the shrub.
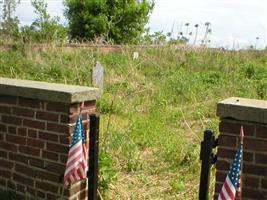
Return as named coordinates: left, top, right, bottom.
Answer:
left=64, top=0, right=154, bottom=44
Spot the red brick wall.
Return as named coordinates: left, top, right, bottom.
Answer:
left=214, top=119, right=267, bottom=200
left=0, top=95, right=96, bottom=199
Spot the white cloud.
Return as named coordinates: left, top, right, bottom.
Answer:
left=149, top=0, right=266, bottom=48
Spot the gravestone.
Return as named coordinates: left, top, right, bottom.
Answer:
left=92, top=62, right=104, bottom=94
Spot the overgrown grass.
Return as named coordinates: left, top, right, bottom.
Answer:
left=1, top=44, right=266, bottom=199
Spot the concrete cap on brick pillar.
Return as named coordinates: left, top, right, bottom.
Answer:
left=217, top=97, right=267, bottom=124
left=0, top=78, right=100, bottom=103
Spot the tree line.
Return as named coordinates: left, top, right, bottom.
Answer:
left=0, top=0, right=156, bottom=44
left=0, top=0, right=213, bottom=45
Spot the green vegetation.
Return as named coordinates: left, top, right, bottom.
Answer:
left=1, top=44, right=266, bottom=199
left=1, top=1, right=266, bottom=199
left=1, top=0, right=211, bottom=46
left=64, top=0, right=154, bottom=43
left=0, top=0, right=155, bottom=44
left=0, top=0, right=67, bottom=44
left=20, top=0, right=67, bottom=43
left=0, top=0, right=21, bottom=41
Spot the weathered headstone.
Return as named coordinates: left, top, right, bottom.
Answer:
left=92, top=61, right=104, bottom=94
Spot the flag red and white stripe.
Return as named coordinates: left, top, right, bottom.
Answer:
left=64, top=116, right=88, bottom=185
left=218, top=176, right=237, bottom=200
left=218, top=126, right=244, bottom=200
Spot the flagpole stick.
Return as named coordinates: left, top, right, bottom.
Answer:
left=240, top=126, right=244, bottom=200
left=240, top=147, right=243, bottom=200
left=240, top=160, right=243, bottom=200
left=80, top=101, right=84, bottom=114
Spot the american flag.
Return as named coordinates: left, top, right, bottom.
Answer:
left=64, top=115, right=88, bottom=185
left=218, top=127, right=244, bottom=200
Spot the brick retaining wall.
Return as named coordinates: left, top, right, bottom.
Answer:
left=0, top=78, right=99, bottom=200
left=214, top=97, right=267, bottom=200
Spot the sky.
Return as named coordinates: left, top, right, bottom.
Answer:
left=14, top=0, right=267, bottom=49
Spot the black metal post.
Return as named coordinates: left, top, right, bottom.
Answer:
left=199, top=129, right=217, bottom=200
left=88, top=114, right=100, bottom=200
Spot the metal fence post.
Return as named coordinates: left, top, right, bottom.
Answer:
left=88, top=114, right=100, bottom=200
left=199, top=129, right=217, bottom=200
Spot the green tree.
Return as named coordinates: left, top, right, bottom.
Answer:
left=0, top=0, right=20, bottom=39
left=21, top=0, right=67, bottom=42
left=64, top=0, right=154, bottom=44
left=1, top=0, right=20, bottom=21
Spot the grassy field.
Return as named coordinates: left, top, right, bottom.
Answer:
left=1, top=44, right=267, bottom=199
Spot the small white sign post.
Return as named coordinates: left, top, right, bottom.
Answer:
left=133, top=52, right=139, bottom=60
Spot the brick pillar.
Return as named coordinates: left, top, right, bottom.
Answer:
left=214, top=97, right=267, bottom=200
left=0, top=78, right=100, bottom=200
